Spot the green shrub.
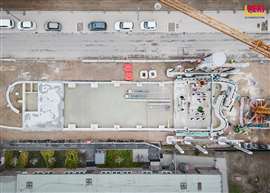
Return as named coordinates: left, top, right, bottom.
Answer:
left=4, top=150, right=15, bottom=169
left=18, top=151, right=29, bottom=168
left=41, top=150, right=55, bottom=168
left=101, top=150, right=142, bottom=168
left=197, top=106, right=204, bottom=113
left=64, top=150, right=79, bottom=168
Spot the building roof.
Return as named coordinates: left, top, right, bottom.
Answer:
left=0, top=176, right=17, bottom=193
left=2, top=173, right=223, bottom=193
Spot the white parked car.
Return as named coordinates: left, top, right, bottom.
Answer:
left=140, top=20, right=157, bottom=31
left=17, top=21, right=36, bottom=30
left=45, top=21, right=62, bottom=31
left=0, top=19, right=15, bottom=29
left=115, top=21, right=134, bottom=31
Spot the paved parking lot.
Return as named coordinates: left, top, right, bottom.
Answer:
left=0, top=11, right=269, bottom=33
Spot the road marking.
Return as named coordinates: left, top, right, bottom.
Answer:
left=0, top=58, right=16, bottom=62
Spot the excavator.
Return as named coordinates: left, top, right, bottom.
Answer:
left=160, top=0, right=270, bottom=59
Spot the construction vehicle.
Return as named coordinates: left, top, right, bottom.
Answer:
left=251, top=99, right=270, bottom=115
left=249, top=99, right=270, bottom=124
left=160, top=0, right=270, bottom=59
left=255, top=106, right=270, bottom=115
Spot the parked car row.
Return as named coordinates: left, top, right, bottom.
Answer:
left=0, top=18, right=157, bottom=32
left=0, top=19, right=61, bottom=31
left=115, top=20, right=157, bottom=31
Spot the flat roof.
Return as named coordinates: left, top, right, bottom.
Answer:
left=0, top=176, right=17, bottom=193
left=64, top=82, right=173, bottom=128
left=14, top=173, right=222, bottom=193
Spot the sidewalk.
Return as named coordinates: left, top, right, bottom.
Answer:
left=1, top=0, right=270, bottom=11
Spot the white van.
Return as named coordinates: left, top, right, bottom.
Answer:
left=0, top=19, right=15, bottom=29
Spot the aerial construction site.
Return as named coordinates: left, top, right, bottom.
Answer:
left=0, top=0, right=270, bottom=193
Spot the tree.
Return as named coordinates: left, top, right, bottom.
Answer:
left=18, top=151, right=29, bottom=168
left=65, top=150, right=79, bottom=168
left=197, top=106, right=204, bottom=113
left=4, top=150, right=14, bottom=169
left=234, top=125, right=241, bottom=133
left=41, top=150, right=55, bottom=168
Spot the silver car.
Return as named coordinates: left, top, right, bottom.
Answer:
left=115, top=21, right=134, bottom=31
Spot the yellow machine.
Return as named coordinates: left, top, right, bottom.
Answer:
left=255, top=106, right=270, bottom=115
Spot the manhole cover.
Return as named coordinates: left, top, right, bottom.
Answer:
left=154, top=3, right=162, bottom=10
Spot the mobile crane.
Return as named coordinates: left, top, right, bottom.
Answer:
left=160, top=0, right=270, bottom=59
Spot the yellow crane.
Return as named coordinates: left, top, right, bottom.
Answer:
left=160, top=0, right=270, bottom=59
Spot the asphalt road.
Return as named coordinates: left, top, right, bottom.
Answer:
left=1, top=33, right=269, bottom=61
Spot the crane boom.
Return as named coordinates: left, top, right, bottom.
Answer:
left=160, top=0, right=270, bottom=58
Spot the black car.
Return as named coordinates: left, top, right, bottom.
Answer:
left=45, top=21, right=62, bottom=31
left=88, top=21, right=107, bottom=31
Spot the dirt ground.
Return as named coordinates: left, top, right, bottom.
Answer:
left=232, top=129, right=270, bottom=144
left=0, top=60, right=173, bottom=127
left=224, top=60, right=270, bottom=144
left=1, top=59, right=270, bottom=143
left=225, top=151, right=270, bottom=193
left=229, top=61, right=270, bottom=99
left=1, top=0, right=269, bottom=11
left=0, top=128, right=171, bottom=143
left=0, top=59, right=270, bottom=192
